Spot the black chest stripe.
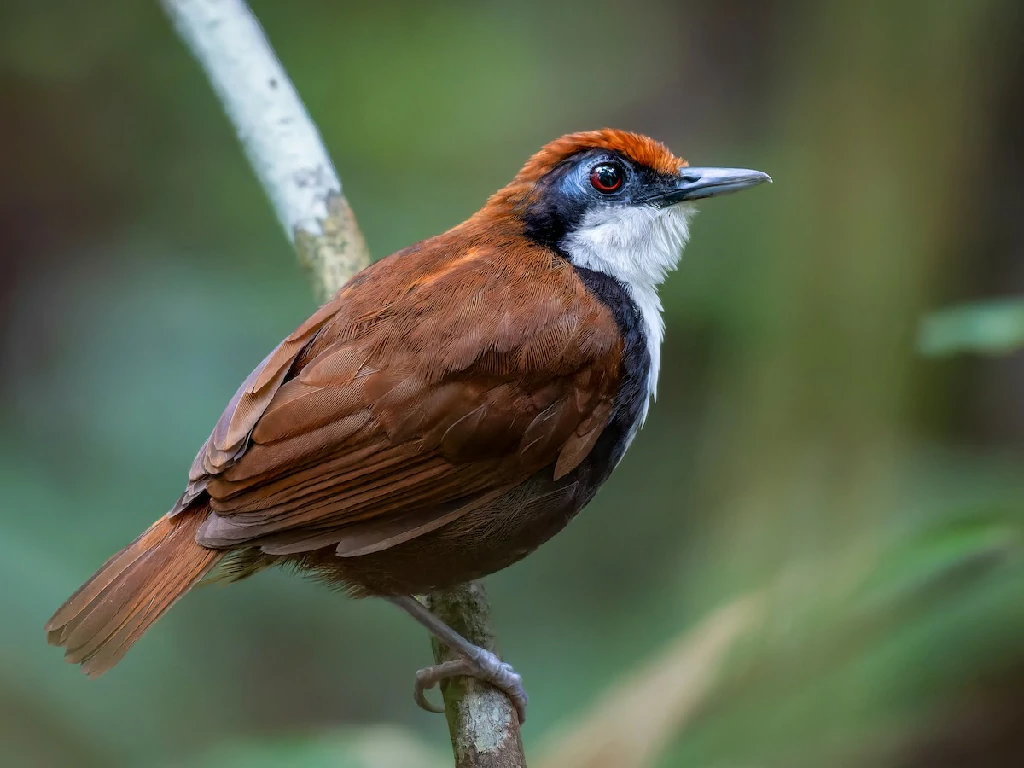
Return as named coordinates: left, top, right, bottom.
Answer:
left=571, top=266, right=650, bottom=474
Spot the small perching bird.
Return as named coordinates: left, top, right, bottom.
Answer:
left=46, top=129, right=769, bottom=722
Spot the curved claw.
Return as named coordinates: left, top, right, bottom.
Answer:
left=414, top=659, right=465, bottom=714
left=411, top=652, right=529, bottom=724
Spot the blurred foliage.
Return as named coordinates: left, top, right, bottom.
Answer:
left=919, top=299, right=1024, bottom=357
left=170, top=728, right=448, bottom=768
left=1, top=1, right=1023, bottom=767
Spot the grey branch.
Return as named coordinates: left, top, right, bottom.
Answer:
left=159, top=1, right=526, bottom=765
left=160, top=0, right=369, bottom=303
left=425, top=584, right=526, bottom=768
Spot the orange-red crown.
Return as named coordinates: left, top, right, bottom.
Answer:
left=485, top=129, right=686, bottom=213
left=519, top=129, right=685, bottom=181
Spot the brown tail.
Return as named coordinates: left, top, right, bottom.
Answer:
left=45, top=509, right=222, bottom=677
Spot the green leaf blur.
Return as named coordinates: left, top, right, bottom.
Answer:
left=919, top=300, right=1024, bottom=357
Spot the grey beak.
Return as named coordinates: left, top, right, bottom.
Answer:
left=655, top=166, right=772, bottom=205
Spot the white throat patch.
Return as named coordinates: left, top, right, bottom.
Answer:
left=561, top=203, right=694, bottom=426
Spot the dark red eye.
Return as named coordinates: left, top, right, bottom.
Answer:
left=590, top=162, right=623, bottom=193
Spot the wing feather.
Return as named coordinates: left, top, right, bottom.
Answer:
left=180, top=237, right=623, bottom=556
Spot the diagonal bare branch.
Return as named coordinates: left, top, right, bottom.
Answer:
left=160, top=0, right=369, bottom=302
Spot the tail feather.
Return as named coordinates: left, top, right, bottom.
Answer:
left=46, top=509, right=222, bottom=677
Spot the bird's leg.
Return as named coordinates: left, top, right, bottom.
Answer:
left=387, top=595, right=528, bottom=723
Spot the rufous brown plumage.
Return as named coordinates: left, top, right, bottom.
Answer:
left=46, top=130, right=770, bottom=716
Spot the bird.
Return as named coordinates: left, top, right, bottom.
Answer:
left=45, top=129, right=769, bottom=723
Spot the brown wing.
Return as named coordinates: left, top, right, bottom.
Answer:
left=177, top=233, right=622, bottom=557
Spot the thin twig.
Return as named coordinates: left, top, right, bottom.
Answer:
left=159, top=1, right=524, bottom=764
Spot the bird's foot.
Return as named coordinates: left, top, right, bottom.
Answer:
left=413, top=648, right=528, bottom=723
left=386, top=595, right=528, bottom=723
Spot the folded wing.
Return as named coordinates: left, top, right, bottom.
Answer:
left=176, top=238, right=622, bottom=557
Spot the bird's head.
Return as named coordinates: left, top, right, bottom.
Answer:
left=483, top=129, right=770, bottom=292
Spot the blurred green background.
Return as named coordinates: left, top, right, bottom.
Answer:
left=2, top=1, right=1023, bottom=766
